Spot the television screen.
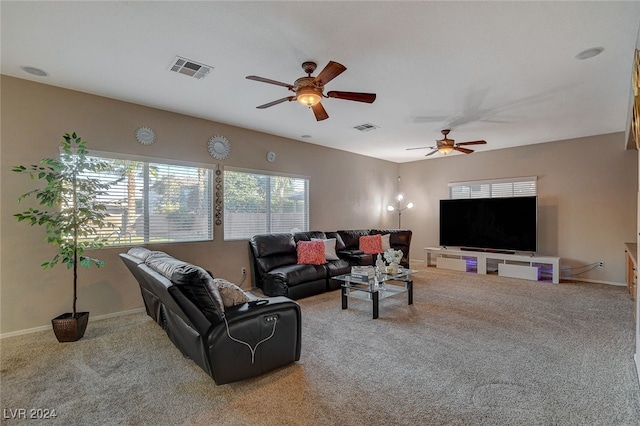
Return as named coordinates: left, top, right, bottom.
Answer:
left=439, top=196, right=537, bottom=253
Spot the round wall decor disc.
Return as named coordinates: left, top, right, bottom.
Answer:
left=208, top=135, right=230, bottom=160
left=135, top=127, right=156, bottom=145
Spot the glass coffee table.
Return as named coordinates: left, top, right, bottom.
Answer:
left=335, top=269, right=417, bottom=319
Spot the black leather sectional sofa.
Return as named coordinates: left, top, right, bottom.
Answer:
left=249, top=229, right=412, bottom=300
left=120, top=247, right=301, bottom=385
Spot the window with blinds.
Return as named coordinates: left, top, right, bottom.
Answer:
left=224, top=168, right=309, bottom=240
left=77, top=154, right=213, bottom=246
left=449, top=176, right=537, bottom=199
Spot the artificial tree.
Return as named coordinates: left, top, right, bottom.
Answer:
left=13, top=132, right=120, bottom=342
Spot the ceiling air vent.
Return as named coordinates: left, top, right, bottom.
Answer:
left=169, top=56, right=213, bottom=79
left=353, top=123, right=379, bottom=132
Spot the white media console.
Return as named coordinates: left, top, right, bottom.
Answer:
left=424, top=247, right=560, bottom=284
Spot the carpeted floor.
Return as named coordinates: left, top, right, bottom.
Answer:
left=2, top=267, right=640, bottom=425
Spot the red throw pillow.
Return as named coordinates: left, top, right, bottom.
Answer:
left=359, top=234, right=382, bottom=254
left=297, top=240, right=327, bottom=265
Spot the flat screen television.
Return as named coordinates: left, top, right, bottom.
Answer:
left=439, top=196, right=537, bottom=253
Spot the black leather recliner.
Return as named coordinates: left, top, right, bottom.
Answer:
left=248, top=232, right=329, bottom=299
left=120, top=248, right=301, bottom=385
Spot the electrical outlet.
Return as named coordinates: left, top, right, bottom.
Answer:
left=241, top=267, right=247, bottom=275
left=597, top=261, right=604, bottom=268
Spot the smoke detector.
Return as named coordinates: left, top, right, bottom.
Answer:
left=169, top=56, right=213, bottom=79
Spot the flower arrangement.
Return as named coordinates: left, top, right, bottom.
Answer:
left=383, top=248, right=403, bottom=265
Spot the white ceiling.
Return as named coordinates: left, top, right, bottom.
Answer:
left=2, top=1, right=640, bottom=163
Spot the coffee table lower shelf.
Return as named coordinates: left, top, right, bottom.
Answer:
left=341, top=281, right=413, bottom=319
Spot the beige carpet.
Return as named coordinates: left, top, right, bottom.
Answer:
left=2, top=267, right=639, bottom=425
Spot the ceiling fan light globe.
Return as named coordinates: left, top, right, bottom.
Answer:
left=439, top=146, right=454, bottom=155
left=297, top=88, right=321, bottom=107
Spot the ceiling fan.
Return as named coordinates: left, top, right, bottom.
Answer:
left=246, top=61, right=376, bottom=121
left=407, top=129, right=487, bottom=156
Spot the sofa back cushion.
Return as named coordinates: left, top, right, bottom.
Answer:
left=127, top=246, right=170, bottom=262
left=127, top=246, right=152, bottom=261
left=249, top=233, right=298, bottom=272
left=337, top=230, right=371, bottom=250
left=371, top=229, right=412, bottom=248
left=293, top=231, right=327, bottom=242
left=325, top=232, right=346, bottom=251
left=145, top=253, right=225, bottom=324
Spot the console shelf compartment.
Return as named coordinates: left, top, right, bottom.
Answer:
left=424, top=247, right=560, bottom=283
left=436, top=257, right=470, bottom=272
left=498, top=262, right=540, bottom=281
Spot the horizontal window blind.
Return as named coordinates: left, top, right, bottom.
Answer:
left=78, top=155, right=213, bottom=246
left=224, top=168, right=309, bottom=240
left=449, top=176, right=537, bottom=199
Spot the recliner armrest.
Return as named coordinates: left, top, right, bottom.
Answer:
left=213, top=297, right=301, bottom=334
left=205, top=297, right=302, bottom=384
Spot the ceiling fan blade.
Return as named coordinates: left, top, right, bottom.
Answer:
left=425, top=149, right=439, bottom=157
left=312, top=102, right=329, bottom=121
left=456, top=140, right=487, bottom=146
left=454, top=146, right=474, bottom=154
left=313, top=61, right=346, bottom=86
left=246, top=75, right=294, bottom=90
left=326, top=91, right=376, bottom=103
left=256, top=96, right=296, bottom=109
left=406, top=146, right=433, bottom=151
left=413, top=116, right=451, bottom=123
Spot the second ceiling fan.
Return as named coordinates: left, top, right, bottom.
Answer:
left=246, top=61, right=376, bottom=121
left=407, top=129, right=487, bottom=156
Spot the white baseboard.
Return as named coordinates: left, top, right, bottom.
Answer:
left=560, top=277, right=626, bottom=286
left=0, top=307, right=145, bottom=340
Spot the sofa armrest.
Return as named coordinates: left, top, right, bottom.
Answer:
left=206, top=297, right=301, bottom=384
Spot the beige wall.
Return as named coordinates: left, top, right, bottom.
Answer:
left=1, top=75, right=637, bottom=335
left=0, top=76, right=399, bottom=334
left=399, top=133, right=637, bottom=285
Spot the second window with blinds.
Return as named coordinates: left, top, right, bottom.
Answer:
left=223, top=167, right=309, bottom=240
left=449, top=176, right=537, bottom=199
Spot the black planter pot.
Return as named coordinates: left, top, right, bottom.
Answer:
left=51, top=312, right=89, bottom=342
